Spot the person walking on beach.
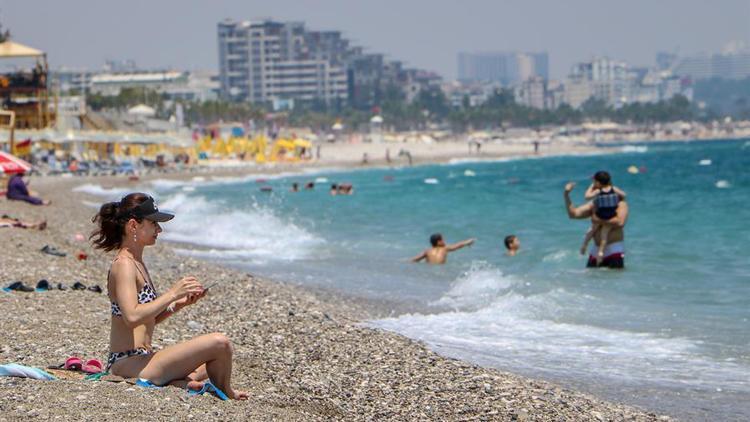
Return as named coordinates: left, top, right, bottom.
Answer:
left=411, top=233, right=475, bottom=264
left=564, top=181, right=629, bottom=268
left=91, top=193, right=248, bottom=399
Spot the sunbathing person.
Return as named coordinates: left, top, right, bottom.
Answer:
left=91, top=193, right=248, bottom=399
left=6, top=172, right=50, bottom=205
left=0, top=215, right=46, bottom=230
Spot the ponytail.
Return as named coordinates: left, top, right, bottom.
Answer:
left=90, top=193, right=149, bottom=251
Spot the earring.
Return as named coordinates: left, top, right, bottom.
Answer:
left=133, top=232, right=137, bottom=243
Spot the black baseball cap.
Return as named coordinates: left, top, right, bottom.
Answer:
left=130, top=196, right=174, bottom=222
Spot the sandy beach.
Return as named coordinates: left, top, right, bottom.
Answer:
left=0, top=144, right=672, bottom=421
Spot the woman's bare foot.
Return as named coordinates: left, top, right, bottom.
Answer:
left=169, top=378, right=205, bottom=391
left=230, top=389, right=249, bottom=400
left=186, top=380, right=205, bottom=391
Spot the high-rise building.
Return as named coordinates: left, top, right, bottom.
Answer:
left=457, top=52, right=548, bottom=85
left=656, top=52, right=678, bottom=71
left=564, top=57, right=634, bottom=108
left=557, top=56, right=692, bottom=109
left=673, top=49, right=750, bottom=80
left=219, top=19, right=442, bottom=109
left=218, top=19, right=350, bottom=105
left=514, top=76, right=548, bottom=109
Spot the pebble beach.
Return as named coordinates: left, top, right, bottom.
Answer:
left=0, top=172, right=671, bottom=421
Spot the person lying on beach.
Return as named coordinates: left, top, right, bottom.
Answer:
left=564, top=181, right=629, bottom=269
left=504, top=235, right=520, bottom=256
left=6, top=172, right=50, bottom=205
left=0, top=216, right=46, bottom=230
left=579, top=171, right=627, bottom=265
left=91, top=193, right=248, bottom=399
left=411, top=233, right=475, bottom=264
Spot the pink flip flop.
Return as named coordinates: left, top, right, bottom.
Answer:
left=64, top=356, right=82, bottom=371
left=82, top=359, right=103, bottom=374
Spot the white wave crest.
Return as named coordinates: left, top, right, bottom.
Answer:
left=159, top=193, right=324, bottom=261
left=72, top=183, right=131, bottom=199
left=432, top=261, right=520, bottom=310
left=373, top=287, right=750, bottom=391
left=621, top=145, right=648, bottom=153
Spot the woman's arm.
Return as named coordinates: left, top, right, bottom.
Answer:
left=111, top=260, right=202, bottom=328
left=154, top=290, right=207, bottom=324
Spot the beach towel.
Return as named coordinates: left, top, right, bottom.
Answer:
left=0, top=363, right=56, bottom=380
left=188, top=381, right=229, bottom=400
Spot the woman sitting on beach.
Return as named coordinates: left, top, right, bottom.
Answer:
left=91, top=192, right=248, bottom=399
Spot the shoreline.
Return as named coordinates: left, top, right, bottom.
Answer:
left=0, top=143, right=686, bottom=420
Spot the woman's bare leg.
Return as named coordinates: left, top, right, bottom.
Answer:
left=138, top=333, right=248, bottom=399
left=169, top=364, right=209, bottom=390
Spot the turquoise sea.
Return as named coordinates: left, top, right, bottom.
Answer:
left=80, top=139, right=750, bottom=420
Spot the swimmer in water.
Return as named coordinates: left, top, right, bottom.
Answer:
left=504, top=234, right=520, bottom=256
left=411, top=233, right=475, bottom=264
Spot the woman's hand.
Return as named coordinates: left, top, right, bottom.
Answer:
left=174, top=289, right=207, bottom=311
left=168, top=276, right=204, bottom=301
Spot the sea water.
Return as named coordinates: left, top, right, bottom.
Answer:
left=83, top=140, right=750, bottom=420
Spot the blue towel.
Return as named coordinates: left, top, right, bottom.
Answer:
left=135, top=378, right=163, bottom=388
left=0, top=363, right=56, bottom=380
left=187, top=381, right=229, bottom=400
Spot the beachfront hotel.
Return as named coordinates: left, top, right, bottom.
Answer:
left=217, top=19, right=442, bottom=110
left=217, top=19, right=350, bottom=106
left=457, top=51, right=549, bottom=85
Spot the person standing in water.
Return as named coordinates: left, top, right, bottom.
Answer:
left=411, top=233, right=475, bottom=264
left=564, top=181, right=629, bottom=269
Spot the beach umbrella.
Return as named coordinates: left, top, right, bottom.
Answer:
left=0, top=151, right=32, bottom=174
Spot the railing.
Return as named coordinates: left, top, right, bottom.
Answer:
left=0, top=71, right=47, bottom=90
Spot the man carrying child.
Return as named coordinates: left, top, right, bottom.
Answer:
left=564, top=171, right=629, bottom=269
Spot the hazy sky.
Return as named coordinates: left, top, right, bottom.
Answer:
left=3, top=0, right=749, bottom=79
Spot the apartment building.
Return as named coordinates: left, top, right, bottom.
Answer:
left=218, top=19, right=349, bottom=105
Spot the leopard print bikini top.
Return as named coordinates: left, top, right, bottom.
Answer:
left=109, top=256, right=158, bottom=317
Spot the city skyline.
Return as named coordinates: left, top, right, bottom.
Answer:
left=3, top=0, right=749, bottom=79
